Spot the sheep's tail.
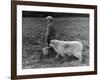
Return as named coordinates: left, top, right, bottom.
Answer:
left=78, top=41, right=83, bottom=51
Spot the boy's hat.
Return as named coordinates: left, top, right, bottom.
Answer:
left=45, top=16, right=54, bottom=21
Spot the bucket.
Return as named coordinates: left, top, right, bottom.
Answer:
left=42, top=47, right=50, bottom=55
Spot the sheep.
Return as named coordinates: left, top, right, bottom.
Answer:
left=50, top=39, right=83, bottom=62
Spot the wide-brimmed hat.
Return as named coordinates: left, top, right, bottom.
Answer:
left=45, top=16, right=54, bottom=21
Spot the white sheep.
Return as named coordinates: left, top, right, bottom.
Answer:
left=50, top=39, right=83, bottom=62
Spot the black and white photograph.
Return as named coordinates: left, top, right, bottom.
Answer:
left=22, top=11, right=90, bottom=69
left=11, top=1, right=97, bottom=79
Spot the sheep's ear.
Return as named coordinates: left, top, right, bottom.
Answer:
left=50, top=40, right=52, bottom=43
left=51, top=40, right=55, bottom=44
left=50, top=40, right=53, bottom=43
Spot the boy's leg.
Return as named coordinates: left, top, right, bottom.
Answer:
left=47, top=40, right=50, bottom=54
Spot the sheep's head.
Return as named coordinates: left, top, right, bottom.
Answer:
left=50, top=40, right=59, bottom=49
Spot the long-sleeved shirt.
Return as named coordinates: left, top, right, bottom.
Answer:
left=45, top=22, right=55, bottom=42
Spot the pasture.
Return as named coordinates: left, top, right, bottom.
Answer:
left=22, top=16, right=89, bottom=69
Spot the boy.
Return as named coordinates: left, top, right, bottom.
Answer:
left=45, top=16, right=56, bottom=47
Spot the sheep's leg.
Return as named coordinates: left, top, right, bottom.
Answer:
left=56, top=53, right=59, bottom=58
left=78, top=56, right=82, bottom=62
left=75, top=54, right=82, bottom=62
left=64, top=56, right=66, bottom=61
left=61, top=53, right=66, bottom=61
left=65, top=55, right=68, bottom=61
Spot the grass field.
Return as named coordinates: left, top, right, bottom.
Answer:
left=22, top=17, right=89, bottom=69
